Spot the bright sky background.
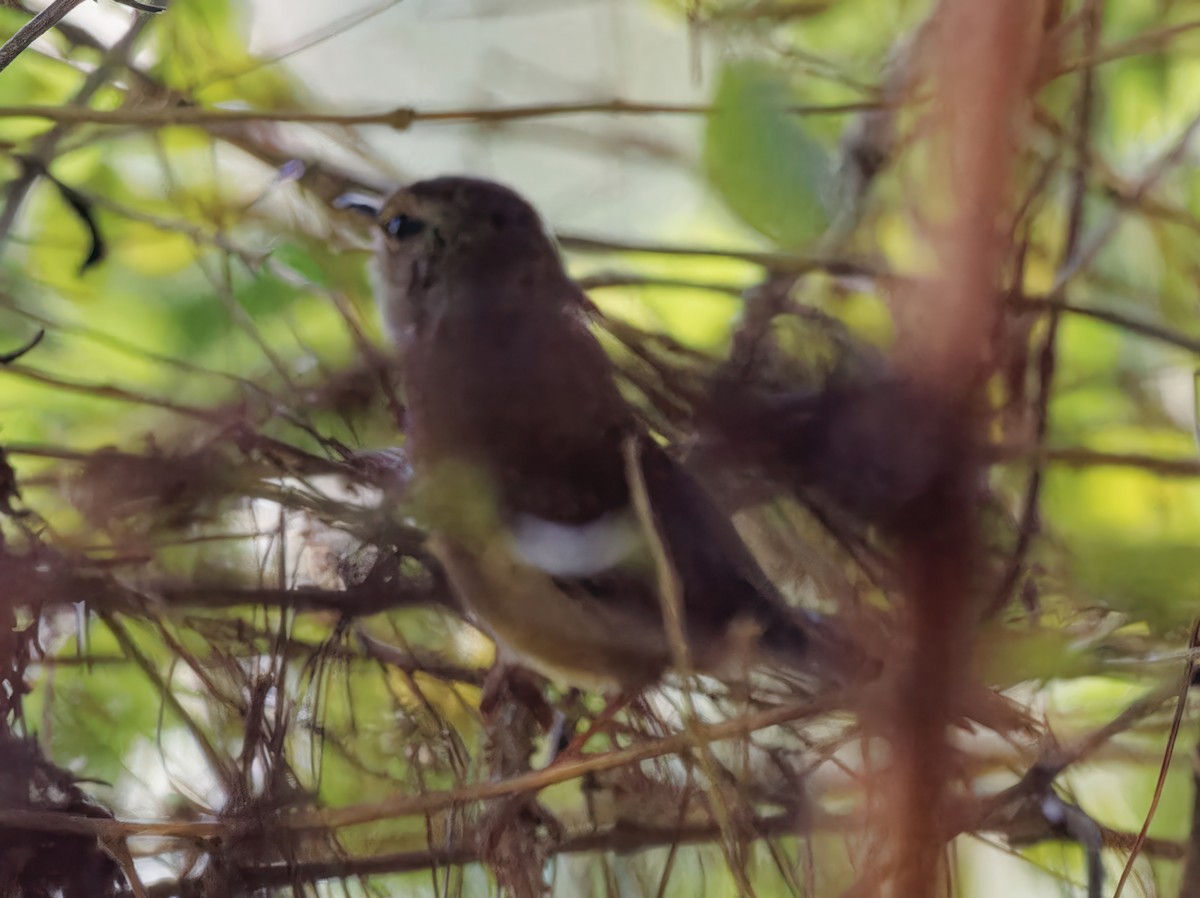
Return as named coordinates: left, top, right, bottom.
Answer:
left=244, top=0, right=715, bottom=236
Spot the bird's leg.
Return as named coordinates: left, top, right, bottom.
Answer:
left=479, top=659, right=552, bottom=725
left=475, top=660, right=562, bottom=896
left=543, top=687, right=584, bottom=761
left=548, top=688, right=637, bottom=765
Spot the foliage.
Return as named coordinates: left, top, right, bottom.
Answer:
left=0, top=1, right=1198, bottom=897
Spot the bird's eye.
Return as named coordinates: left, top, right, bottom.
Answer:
left=383, top=214, right=426, bottom=240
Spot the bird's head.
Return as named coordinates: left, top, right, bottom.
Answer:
left=339, top=177, right=561, bottom=342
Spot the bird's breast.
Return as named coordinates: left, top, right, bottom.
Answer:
left=403, top=304, right=632, bottom=523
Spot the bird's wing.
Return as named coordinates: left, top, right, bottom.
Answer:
left=429, top=531, right=671, bottom=688
left=499, top=430, right=822, bottom=675
left=631, top=437, right=820, bottom=667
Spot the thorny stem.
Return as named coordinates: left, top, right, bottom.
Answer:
left=880, top=1, right=1036, bottom=895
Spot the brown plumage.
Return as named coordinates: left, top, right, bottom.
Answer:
left=350, top=176, right=835, bottom=689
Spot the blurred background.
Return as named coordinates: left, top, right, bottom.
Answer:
left=1, top=1, right=1200, bottom=896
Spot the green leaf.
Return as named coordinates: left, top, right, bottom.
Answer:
left=704, top=60, right=831, bottom=248
left=1072, top=538, right=1200, bottom=628
left=25, top=622, right=164, bottom=785
left=150, top=0, right=298, bottom=107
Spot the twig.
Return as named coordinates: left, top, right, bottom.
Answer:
left=0, top=328, right=44, bottom=363
left=995, top=445, right=1200, bottom=478
left=286, top=693, right=842, bottom=832
left=100, top=833, right=150, bottom=898
left=1052, top=19, right=1200, bottom=78
left=132, top=812, right=820, bottom=896
left=992, top=0, right=1101, bottom=614
left=561, top=233, right=878, bottom=277
left=1014, top=293, right=1200, bottom=356
left=582, top=273, right=1200, bottom=361
left=355, top=630, right=483, bottom=685
left=0, top=808, right=224, bottom=840
left=0, top=527, right=380, bottom=630
left=0, top=12, right=154, bottom=253
left=1179, top=742, right=1200, bottom=896
left=622, top=436, right=757, bottom=895
left=0, top=0, right=87, bottom=74
left=1050, top=105, right=1200, bottom=296
left=0, top=98, right=880, bottom=129
left=0, top=694, right=842, bottom=844
left=0, top=363, right=220, bottom=421
left=97, top=610, right=238, bottom=790
left=983, top=681, right=1180, bottom=821
left=117, top=814, right=1197, bottom=897
left=1112, top=618, right=1200, bottom=897
left=705, top=1, right=830, bottom=21
left=578, top=271, right=745, bottom=296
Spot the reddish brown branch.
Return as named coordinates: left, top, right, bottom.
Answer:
left=879, top=1, right=1038, bottom=895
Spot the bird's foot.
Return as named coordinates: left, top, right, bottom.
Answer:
left=475, top=794, right=564, bottom=897
left=548, top=689, right=637, bottom=765
left=480, top=662, right=555, bottom=784
left=480, top=662, right=554, bottom=726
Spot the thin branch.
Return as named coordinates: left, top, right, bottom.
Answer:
left=0, top=12, right=154, bottom=253
left=707, top=0, right=832, bottom=21
left=1112, top=619, right=1200, bottom=897
left=561, top=233, right=879, bottom=277
left=187, top=812, right=820, bottom=893
left=623, top=436, right=756, bottom=894
left=1000, top=445, right=1200, bottom=478
left=0, top=363, right=220, bottom=421
left=578, top=271, right=746, bottom=296
left=0, top=328, right=44, bottom=363
left=155, top=583, right=449, bottom=614
left=993, top=0, right=1101, bottom=613
left=0, top=97, right=881, bottom=129
left=579, top=271, right=1200, bottom=362
left=1053, top=19, right=1200, bottom=78
left=1014, top=293, right=1200, bottom=356
left=0, top=693, right=844, bottom=844
left=1050, top=105, right=1200, bottom=296
left=0, top=0, right=87, bottom=74
left=1179, top=743, right=1200, bottom=896
left=97, top=610, right=238, bottom=791
left=355, top=630, right=483, bottom=685
left=579, top=272, right=1200, bottom=361
left=286, top=693, right=843, bottom=832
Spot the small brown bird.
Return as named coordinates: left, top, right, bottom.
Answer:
left=342, top=176, right=840, bottom=690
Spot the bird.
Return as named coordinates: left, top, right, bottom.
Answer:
left=339, top=176, right=852, bottom=691
left=696, top=352, right=948, bottom=532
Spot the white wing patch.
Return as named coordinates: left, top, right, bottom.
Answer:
left=509, top=508, right=644, bottom=577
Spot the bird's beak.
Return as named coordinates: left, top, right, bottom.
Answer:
left=334, top=192, right=383, bottom=219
